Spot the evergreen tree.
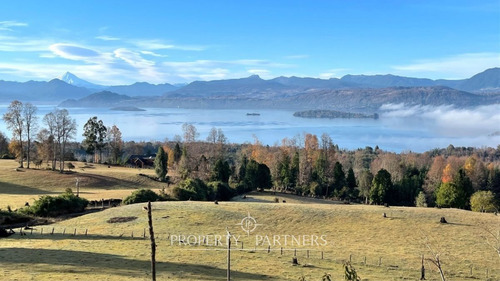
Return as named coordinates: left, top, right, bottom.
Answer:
left=332, top=162, right=346, bottom=193
left=290, top=151, right=300, bottom=190
left=370, top=169, right=393, bottom=204
left=154, top=146, right=168, bottom=182
left=436, top=169, right=474, bottom=209
left=173, top=142, right=182, bottom=164
left=343, top=167, right=358, bottom=200
left=211, top=158, right=231, bottom=183
left=82, top=116, right=107, bottom=163
left=238, top=155, right=248, bottom=182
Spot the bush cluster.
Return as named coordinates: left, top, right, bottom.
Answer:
left=123, top=188, right=172, bottom=205
left=20, top=189, right=88, bottom=217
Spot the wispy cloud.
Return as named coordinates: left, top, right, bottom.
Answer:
left=247, top=69, right=270, bottom=77
left=140, top=50, right=167, bottom=57
left=0, top=35, right=52, bottom=52
left=393, top=52, right=500, bottom=79
left=50, top=43, right=101, bottom=60
left=319, top=68, right=351, bottom=79
left=131, top=39, right=206, bottom=51
left=95, top=35, right=120, bottom=41
left=0, top=20, right=28, bottom=31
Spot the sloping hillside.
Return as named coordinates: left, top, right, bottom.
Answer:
left=0, top=194, right=498, bottom=280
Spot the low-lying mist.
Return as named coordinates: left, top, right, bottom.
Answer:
left=380, top=103, right=500, bottom=138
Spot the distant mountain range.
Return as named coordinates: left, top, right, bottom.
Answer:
left=0, top=68, right=498, bottom=111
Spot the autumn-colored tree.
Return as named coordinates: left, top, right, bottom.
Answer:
left=423, top=155, right=446, bottom=205
left=108, top=125, right=124, bottom=164
left=436, top=169, right=473, bottom=208
left=8, top=140, right=22, bottom=161
left=3, top=100, right=25, bottom=167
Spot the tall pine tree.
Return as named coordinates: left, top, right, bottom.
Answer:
left=154, top=146, right=168, bottom=182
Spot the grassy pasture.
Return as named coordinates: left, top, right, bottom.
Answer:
left=0, top=159, right=499, bottom=280
left=0, top=159, right=165, bottom=209
left=1, top=195, right=499, bottom=280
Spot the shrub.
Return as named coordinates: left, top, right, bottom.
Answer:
left=20, top=189, right=88, bottom=217
left=0, top=210, right=31, bottom=225
left=171, top=186, right=198, bottom=201
left=174, top=178, right=213, bottom=201
left=123, top=189, right=160, bottom=205
left=415, top=191, right=427, bottom=207
left=470, top=191, right=497, bottom=212
left=208, top=181, right=234, bottom=201
left=66, top=162, right=75, bottom=170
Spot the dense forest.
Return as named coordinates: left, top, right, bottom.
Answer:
left=1, top=100, right=500, bottom=212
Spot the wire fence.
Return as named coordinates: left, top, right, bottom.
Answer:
left=6, top=226, right=499, bottom=280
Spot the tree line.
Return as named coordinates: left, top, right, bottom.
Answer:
left=1, top=100, right=499, bottom=211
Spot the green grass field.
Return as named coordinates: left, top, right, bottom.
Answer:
left=0, top=159, right=165, bottom=209
left=1, top=160, right=499, bottom=280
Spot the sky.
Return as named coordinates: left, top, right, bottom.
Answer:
left=0, top=0, right=499, bottom=85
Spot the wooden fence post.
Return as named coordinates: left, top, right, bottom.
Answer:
left=321, top=251, right=324, bottom=260
left=226, top=228, right=231, bottom=281
left=349, top=254, right=352, bottom=262
left=420, top=255, right=425, bottom=281
left=62, top=228, right=66, bottom=235
left=85, top=229, right=88, bottom=236
left=147, top=201, right=156, bottom=281
left=281, top=247, right=283, bottom=255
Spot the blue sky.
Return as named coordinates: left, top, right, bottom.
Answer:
left=0, top=0, right=499, bottom=85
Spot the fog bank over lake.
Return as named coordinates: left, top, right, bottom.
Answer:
left=0, top=104, right=499, bottom=153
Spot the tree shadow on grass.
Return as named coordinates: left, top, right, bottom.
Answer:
left=0, top=181, right=58, bottom=195
left=0, top=247, right=272, bottom=280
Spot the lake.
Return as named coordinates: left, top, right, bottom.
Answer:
left=0, top=104, right=499, bottom=152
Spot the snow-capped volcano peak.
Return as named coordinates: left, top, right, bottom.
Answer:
left=59, top=72, right=104, bottom=89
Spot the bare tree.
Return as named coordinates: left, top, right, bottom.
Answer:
left=479, top=224, right=500, bottom=259
left=182, top=123, right=198, bottom=143
left=23, top=103, right=38, bottom=168
left=43, top=112, right=58, bottom=170
left=3, top=100, right=25, bottom=167
left=421, top=231, right=446, bottom=281
left=108, top=125, right=124, bottom=164
left=57, top=109, right=76, bottom=172
left=207, top=127, right=218, bottom=144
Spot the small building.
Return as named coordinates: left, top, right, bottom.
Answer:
left=127, top=154, right=156, bottom=168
